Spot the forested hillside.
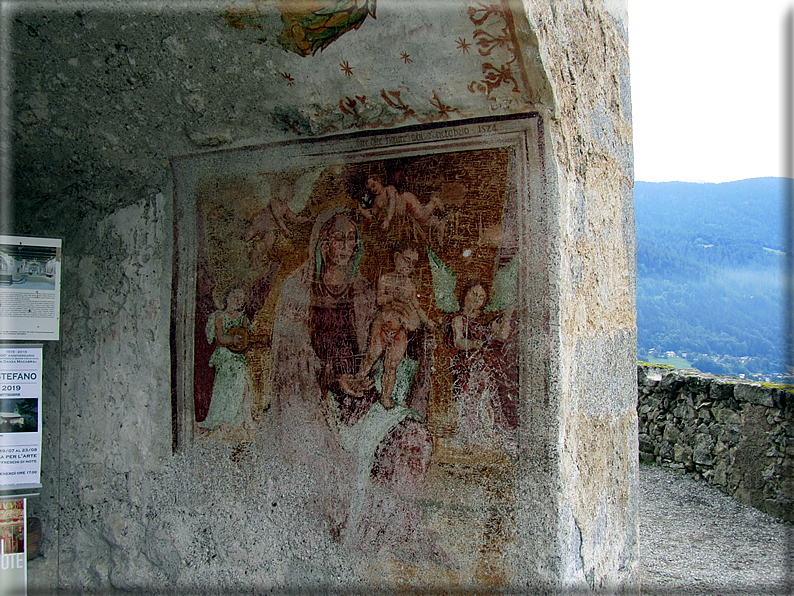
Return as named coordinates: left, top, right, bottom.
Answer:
left=634, top=178, right=787, bottom=379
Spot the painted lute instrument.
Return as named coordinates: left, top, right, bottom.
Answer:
left=226, top=326, right=270, bottom=353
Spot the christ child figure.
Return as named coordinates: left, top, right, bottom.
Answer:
left=356, top=240, right=435, bottom=409
left=362, top=175, right=445, bottom=236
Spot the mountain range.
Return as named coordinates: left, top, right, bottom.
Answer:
left=634, top=177, right=789, bottom=380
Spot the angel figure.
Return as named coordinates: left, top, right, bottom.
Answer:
left=224, top=1, right=377, bottom=57
left=199, top=284, right=255, bottom=434
left=244, top=178, right=312, bottom=264
left=276, top=0, right=377, bottom=57
left=428, top=248, right=519, bottom=457
left=360, top=175, right=446, bottom=245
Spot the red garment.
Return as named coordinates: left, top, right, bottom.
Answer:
left=448, top=313, right=518, bottom=456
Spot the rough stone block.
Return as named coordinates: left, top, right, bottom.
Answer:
left=713, top=460, right=728, bottom=486
left=780, top=389, right=794, bottom=409
left=662, top=425, right=679, bottom=444
left=712, top=407, right=742, bottom=426
left=693, top=434, right=716, bottom=466
left=709, top=380, right=735, bottom=402
left=763, top=499, right=794, bottom=522
left=682, top=371, right=713, bottom=394
left=734, top=383, right=775, bottom=408
left=660, top=372, right=685, bottom=394
left=673, top=443, right=693, bottom=469
left=637, top=365, right=662, bottom=386
left=782, top=478, right=794, bottom=500
left=718, top=424, right=742, bottom=447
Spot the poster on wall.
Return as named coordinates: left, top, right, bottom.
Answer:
left=172, top=117, right=542, bottom=583
left=0, top=346, right=42, bottom=491
left=0, top=236, right=62, bottom=341
left=0, top=498, right=26, bottom=596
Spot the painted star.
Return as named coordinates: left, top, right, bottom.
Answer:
left=456, top=37, right=471, bottom=54
left=340, top=60, right=354, bottom=76
left=281, top=72, right=296, bottom=86
left=400, top=51, right=412, bottom=64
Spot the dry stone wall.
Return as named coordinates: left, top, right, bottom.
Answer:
left=637, top=364, right=794, bottom=521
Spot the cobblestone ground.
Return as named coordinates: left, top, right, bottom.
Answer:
left=640, top=464, right=793, bottom=595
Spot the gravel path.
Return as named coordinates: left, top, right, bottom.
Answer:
left=640, top=464, right=793, bottom=595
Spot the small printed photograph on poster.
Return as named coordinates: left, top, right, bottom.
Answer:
left=0, top=400, right=37, bottom=434
left=0, top=346, right=43, bottom=491
left=0, top=236, right=62, bottom=341
left=0, top=498, right=26, bottom=596
left=172, top=118, right=538, bottom=581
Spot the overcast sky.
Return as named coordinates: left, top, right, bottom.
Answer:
left=629, top=1, right=792, bottom=183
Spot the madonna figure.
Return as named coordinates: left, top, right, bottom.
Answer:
left=270, top=207, right=436, bottom=554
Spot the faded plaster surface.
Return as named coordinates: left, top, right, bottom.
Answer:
left=4, top=0, right=636, bottom=591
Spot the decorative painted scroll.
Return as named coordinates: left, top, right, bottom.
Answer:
left=219, top=1, right=535, bottom=137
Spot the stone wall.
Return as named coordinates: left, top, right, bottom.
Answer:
left=4, top=0, right=637, bottom=591
left=637, top=364, right=794, bottom=520
left=526, top=2, right=638, bottom=590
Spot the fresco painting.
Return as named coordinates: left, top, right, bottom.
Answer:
left=180, top=136, right=522, bottom=580
left=276, top=0, right=377, bottom=57
left=224, top=0, right=377, bottom=57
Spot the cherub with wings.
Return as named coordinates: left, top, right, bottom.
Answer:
left=243, top=171, right=320, bottom=264
left=428, top=248, right=519, bottom=457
